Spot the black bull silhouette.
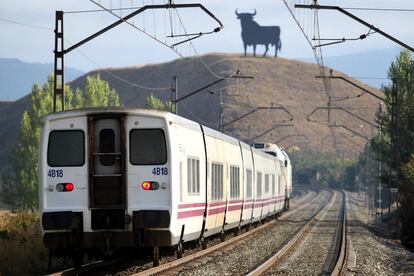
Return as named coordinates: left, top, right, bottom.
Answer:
left=235, top=9, right=281, bottom=57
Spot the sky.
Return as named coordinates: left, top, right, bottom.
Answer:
left=0, top=0, right=413, bottom=72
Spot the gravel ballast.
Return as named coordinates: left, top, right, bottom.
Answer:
left=266, top=190, right=343, bottom=275
left=345, top=191, right=414, bottom=275
left=177, top=189, right=332, bottom=275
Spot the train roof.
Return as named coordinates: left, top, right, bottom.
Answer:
left=44, top=108, right=278, bottom=157
left=43, top=107, right=172, bottom=121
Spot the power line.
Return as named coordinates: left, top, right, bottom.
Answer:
left=172, top=6, right=237, bottom=80
left=0, top=17, right=52, bottom=30
left=180, top=101, right=216, bottom=127
left=0, top=16, right=170, bottom=91
left=65, top=6, right=144, bottom=14
left=88, top=0, right=184, bottom=57
left=65, top=38, right=170, bottom=91
left=342, top=7, right=414, bottom=12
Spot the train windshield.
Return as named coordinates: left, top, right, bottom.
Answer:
left=47, top=130, right=85, bottom=167
left=129, top=129, right=167, bottom=165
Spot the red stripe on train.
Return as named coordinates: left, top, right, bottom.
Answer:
left=209, top=201, right=227, bottom=207
left=228, top=204, right=242, bottom=211
left=177, top=209, right=205, bottom=219
left=208, top=207, right=226, bottom=215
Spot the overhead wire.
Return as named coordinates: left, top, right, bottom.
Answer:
left=0, top=17, right=51, bottom=30
left=65, top=39, right=170, bottom=90
left=64, top=0, right=233, bottom=81
left=65, top=7, right=143, bottom=14
left=172, top=5, right=238, bottom=80
left=342, top=7, right=414, bottom=12
left=180, top=101, right=216, bottom=127
left=89, top=0, right=183, bottom=57
left=0, top=15, right=170, bottom=91
left=5, top=1, right=239, bottom=89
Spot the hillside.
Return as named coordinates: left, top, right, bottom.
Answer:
left=0, top=58, right=84, bottom=100
left=0, top=53, right=382, bottom=169
left=71, top=53, right=381, bottom=157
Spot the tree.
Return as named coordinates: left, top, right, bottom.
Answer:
left=146, top=93, right=175, bottom=112
left=3, top=74, right=121, bottom=209
left=371, top=50, right=414, bottom=242
left=401, top=155, right=414, bottom=243
left=73, top=75, right=120, bottom=107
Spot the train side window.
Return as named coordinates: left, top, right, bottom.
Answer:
left=187, top=157, right=200, bottom=195
left=278, top=175, right=281, bottom=195
left=265, top=174, right=270, bottom=194
left=272, top=174, right=275, bottom=195
left=211, top=162, right=223, bottom=201
left=130, top=129, right=167, bottom=165
left=230, top=166, right=240, bottom=199
left=246, top=169, right=252, bottom=198
left=47, top=130, right=85, bottom=167
left=257, top=172, right=262, bottom=198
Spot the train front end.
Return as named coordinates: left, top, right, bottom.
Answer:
left=39, top=109, right=174, bottom=262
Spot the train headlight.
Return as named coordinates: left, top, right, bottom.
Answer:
left=56, top=182, right=74, bottom=192
left=141, top=181, right=159, bottom=191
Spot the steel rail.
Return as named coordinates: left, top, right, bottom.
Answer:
left=247, top=190, right=337, bottom=276
left=46, top=259, right=118, bottom=276
left=332, top=191, right=348, bottom=275
left=131, top=189, right=324, bottom=276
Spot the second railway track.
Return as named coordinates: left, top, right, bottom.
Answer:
left=134, top=188, right=330, bottom=275
left=249, top=189, right=347, bottom=276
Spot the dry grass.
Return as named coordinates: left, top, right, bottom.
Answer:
left=0, top=210, right=48, bottom=275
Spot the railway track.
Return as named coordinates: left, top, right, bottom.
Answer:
left=130, top=188, right=324, bottom=276
left=45, top=187, right=317, bottom=276
left=248, top=190, right=347, bottom=276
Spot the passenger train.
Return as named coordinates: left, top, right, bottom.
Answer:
left=39, top=108, right=292, bottom=266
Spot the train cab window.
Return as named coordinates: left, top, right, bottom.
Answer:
left=272, top=174, right=276, bottom=195
left=246, top=169, right=252, bottom=198
left=211, top=163, right=223, bottom=201
left=47, top=130, right=85, bottom=167
left=187, top=157, right=200, bottom=195
left=265, top=174, right=270, bottom=194
left=230, top=166, right=240, bottom=199
left=256, top=172, right=262, bottom=198
left=99, top=129, right=115, bottom=166
left=130, top=129, right=167, bottom=165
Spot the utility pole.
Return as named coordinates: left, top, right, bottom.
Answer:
left=388, top=79, right=399, bottom=238
left=53, top=11, right=64, bottom=112
left=171, top=76, right=178, bottom=114
left=378, top=102, right=383, bottom=222
left=395, top=79, right=400, bottom=237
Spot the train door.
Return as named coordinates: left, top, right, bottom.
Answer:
left=89, top=115, right=126, bottom=230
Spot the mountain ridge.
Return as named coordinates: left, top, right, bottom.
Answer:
left=0, top=58, right=84, bottom=101
left=0, top=53, right=380, bottom=170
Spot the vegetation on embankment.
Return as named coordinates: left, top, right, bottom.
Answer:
left=0, top=210, right=47, bottom=274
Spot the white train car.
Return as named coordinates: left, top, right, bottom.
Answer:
left=253, top=143, right=292, bottom=209
left=39, top=108, right=291, bottom=266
